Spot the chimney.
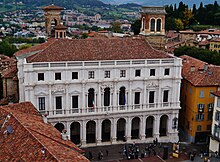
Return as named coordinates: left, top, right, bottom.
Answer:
left=204, top=63, right=208, bottom=71
left=190, top=66, right=195, bottom=72
left=183, top=58, right=187, bottom=63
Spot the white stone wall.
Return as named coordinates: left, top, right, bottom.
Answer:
left=18, top=57, right=182, bottom=146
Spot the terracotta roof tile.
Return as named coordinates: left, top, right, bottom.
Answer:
left=54, top=24, right=67, bottom=30
left=0, top=102, right=89, bottom=162
left=198, top=29, right=220, bottom=35
left=212, top=90, right=220, bottom=97
left=14, top=38, right=57, bottom=57
left=210, top=37, right=220, bottom=42
left=26, top=38, right=173, bottom=63
left=180, top=55, right=220, bottom=86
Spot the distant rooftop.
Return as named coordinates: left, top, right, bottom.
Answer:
left=141, top=6, right=166, bottom=15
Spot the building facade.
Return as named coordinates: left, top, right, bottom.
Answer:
left=210, top=91, right=220, bottom=156
left=16, top=38, right=182, bottom=147
left=179, top=55, right=220, bottom=143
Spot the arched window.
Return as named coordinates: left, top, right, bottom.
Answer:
left=142, top=17, right=145, bottom=31
left=88, top=88, right=95, bottom=107
left=150, top=19, right=155, bottom=32
left=156, top=19, right=161, bottom=32
left=119, top=87, right=126, bottom=105
left=104, top=87, right=110, bottom=106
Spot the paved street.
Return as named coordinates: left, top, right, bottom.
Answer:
left=82, top=142, right=220, bottom=162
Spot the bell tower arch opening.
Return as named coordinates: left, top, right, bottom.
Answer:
left=42, top=4, right=64, bottom=37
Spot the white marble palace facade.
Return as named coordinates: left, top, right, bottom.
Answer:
left=16, top=38, right=182, bottom=147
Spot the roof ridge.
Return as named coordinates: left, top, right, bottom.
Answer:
left=28, top=127, right=82, bottom=153
left=7, top=110, right=59, bottom=161
left=27, top=39, right=57, bottom=62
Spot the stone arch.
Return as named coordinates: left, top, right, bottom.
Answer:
left=102, top=119, right=111, bottom=142
left=54, top=122, right=65, bottom=133
left=70, top=122, right=81, bottom=145
left=86, top=120, right=96, bottom=143
left=150, top=18, right=155, bottom=32
left=159, top=115, right=168, bottom=136
left=117, top=118, right=126, bottom=141
left=146, top=116, right=154, bottom=138
left=142, top=17, right=145, bottom=31
left=131, top=117, right=140, bottom=139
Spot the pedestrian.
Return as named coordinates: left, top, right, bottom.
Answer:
left=155, top=138, right=158, bottom=146
left=106, top=150, right=109, bottom=156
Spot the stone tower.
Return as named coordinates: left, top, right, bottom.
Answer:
left=140, top=7, right=166, bottom=49
left=54, top=24, right=67, bottom=39
left=42, top=4, right=64, bottom=37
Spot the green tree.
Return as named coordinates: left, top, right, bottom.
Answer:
left=182, top=8, right=194, bottom=28
left=131, top=20, right=141, bottom=35
left=0, top=40, right=17, bottom=57
left=175, top=19, right=184, bottom=31
left=110, top=22, right=122, bottom=33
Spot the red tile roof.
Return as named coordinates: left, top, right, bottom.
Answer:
left=14, top=38, right=57, bottom=57
left=54, top=24, right=68, bottom=30
left=210, top=37, right=220, bottom=42
left=42, top=4, right=64, bottom=11
left=0, top=102, right=89, bottom=162
left=212, top=90, right=220, bottom=97
left=198, top=29, right=220, bottom=35
left=20, top=38, right=173, bottom=63
left=180, top=55, right=220, bottom=86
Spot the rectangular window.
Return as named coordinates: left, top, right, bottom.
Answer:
left=207, top=125, right=211, bottom=131
left=88, top=71, right=94, bottom=79
left=55, top=72, right=61, bottom=80
left=72, top=96, right=78, bottom=108
left=134, top=92, right=140, bottom=104
left=190, top=88, right=192, bottom=94
left=150, top=69, right=155, bottom=76
left=149, top=91, right=155, bottom=103
left=196, top=113, right=204, bottom=121
left=38, top=73, right=44, bottom=81
left=38, top=97, right=45, bottom=110
left=135, top=69, right=141, bottom=77
left=120, top=70, right=126, bottom=78
left=197, top=125, right=202, bottom=131
left=164, top=68, right=170, bottom=75
left=217, top=97, right=220, bottom=107
left=56, top=96, right=62, bottom=109
left=72, top=72, right=78, bottom=80
left=199, top=90, right=204, bottom=98
left=215, top=111, right=220, bottom=121
left=198, top=104, right=205, bottom=113
left=163, top=90, right=169, bottom=102
left=105, top=71, right=110, bottom=78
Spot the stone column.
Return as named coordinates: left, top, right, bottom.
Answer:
left=126, top=117, right=132, bottom=142
left=96, top=119, right=102, bottom=145
left=81, top=120, right=87, bottom=146
left=140, top=116, right=146, bottom=140
left=111, top=118, right=117, bottom=144
left=66, top=121, right=71, bottom=140
left=143, top=82, right=146, bottom=108
left=82, top=84, right=86, bottom=113
left=65, top=84, right=69, bottom=115
left=48, top=84, right=52, bottom=114
left=128, top=81, right=132, bottom=110
left=154, top=115, right=160, bottom=139
left=98, top=84, right=102, bottom=111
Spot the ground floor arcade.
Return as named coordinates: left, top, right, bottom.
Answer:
left=52, top=112, right=179, bottom=147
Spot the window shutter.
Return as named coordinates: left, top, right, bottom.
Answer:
left=202, top=114, right=204, bottom=121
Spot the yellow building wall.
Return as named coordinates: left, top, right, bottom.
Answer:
left=180, top=79, right=217, bottom=141
left=210, top=42, right=220, bottom=53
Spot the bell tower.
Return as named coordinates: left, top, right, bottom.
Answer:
left=140, top=7, right=166, bottom=50
left=42, top=4, right=64, bottom=37
left=140, top=6, right=166, bottom=35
